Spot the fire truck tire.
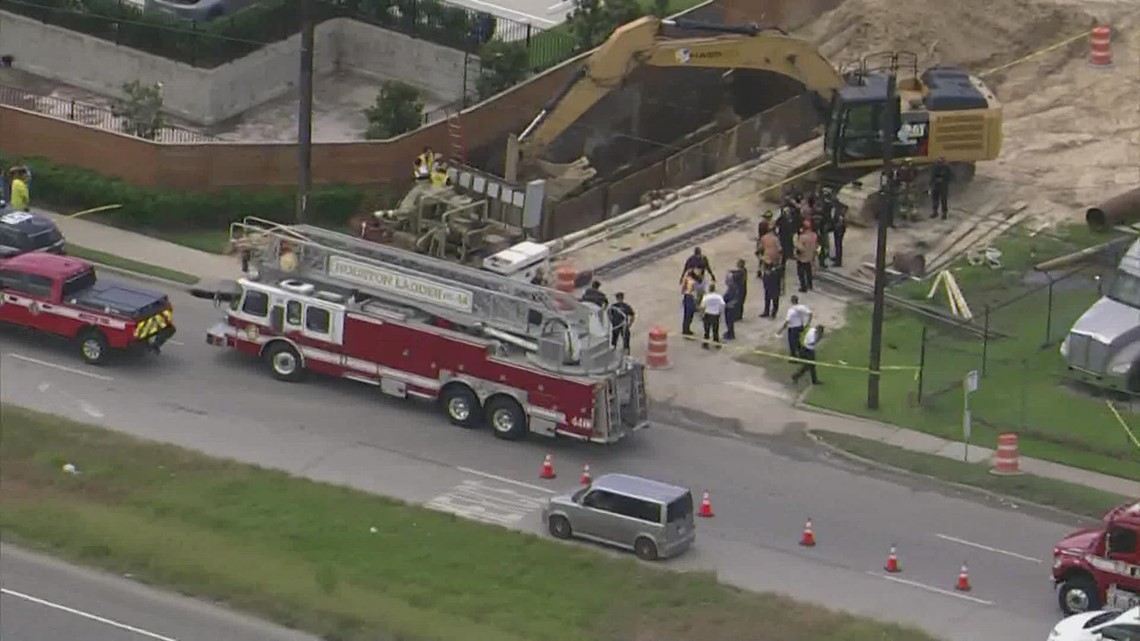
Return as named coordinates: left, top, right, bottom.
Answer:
left=486, top=395, right=528, bottom=441
left=440, top=384, right=483, bottom=429
left=265, top=342, right=304, bottom=382
left=1058, top=575, right=1101, bottom=615
left=77, top=329, right=109, bottom=365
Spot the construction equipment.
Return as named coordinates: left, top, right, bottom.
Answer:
left=209, top=217, right=649, bottom=443
left=350, top=182, right=528, bottom=267
left=514, top=16, right=1003, bottom=203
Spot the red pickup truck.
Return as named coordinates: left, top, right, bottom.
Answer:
left=0, top=253, right=176, bottom=364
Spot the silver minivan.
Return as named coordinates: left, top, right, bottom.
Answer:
left=542, top=473, right=696, bottom=560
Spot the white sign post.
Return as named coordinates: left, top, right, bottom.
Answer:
left=963, top=370, right=978, bottom=461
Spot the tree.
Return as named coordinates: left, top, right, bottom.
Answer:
left=565, top=0, right=645, bottom=51
left=363, top=81, right=425, bottom=140
left=475, top=40, right=530, bottom=100
left=651, top=0, right=670, bottom=17
left=112, top=80, right=165, bottom=140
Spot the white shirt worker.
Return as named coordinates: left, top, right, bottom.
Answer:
left=701, top=292, right=725, bottom=316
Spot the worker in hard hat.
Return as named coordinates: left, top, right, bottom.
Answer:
left=429, top=160, right=450, bottom=188
left=413, top=147, right=437, bottom=181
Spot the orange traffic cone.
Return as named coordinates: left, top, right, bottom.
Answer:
left=955, top=563, right=971, bottom=591
left=580, top=464, right=591, bottom=485
left=799, top=519, right=816, bottom=547
left=539, top=453, right=556, bottom=479
left=698, top=491, right=715, bottom=518
left=884, top=545, right=901, bottom=573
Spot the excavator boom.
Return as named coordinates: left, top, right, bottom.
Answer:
left=519, top=16, right=845, bottom=157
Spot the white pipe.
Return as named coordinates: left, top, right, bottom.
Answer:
left=481, top=326, right=538, bottom=353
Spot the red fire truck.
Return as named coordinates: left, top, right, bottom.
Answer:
left=1054, top=500, right=1140, bottom=615
left=202, top=218, right=649, bottom=443
left=0, top=252, right=176, bottom=364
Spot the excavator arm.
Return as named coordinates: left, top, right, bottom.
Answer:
left=518, top=16, right=846, bottom=159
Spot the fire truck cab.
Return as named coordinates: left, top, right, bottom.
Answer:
left=1054, top=500, right=1140, bottom=616
left=204, top=218, right=649, bottom=444
left=0, top=253, right=176, bottom=364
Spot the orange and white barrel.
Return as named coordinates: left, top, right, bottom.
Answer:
left=990, top=432, right=1023, bottom=475
left=646, top=326, right=670, bottom=369
left=1089, top=25, right=1114, bottom=67
left=554, top=265, right=578, bottom=294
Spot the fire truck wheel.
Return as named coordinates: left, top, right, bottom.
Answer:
left=77, top=329, right=109, bottom=365
left=1058, top=575, right=1100, bottom=615
left=440, top=384, right=483, bottom=429
left=265, top=342, right=304, bottom=382
left=486, top=395, right=528, bottom=441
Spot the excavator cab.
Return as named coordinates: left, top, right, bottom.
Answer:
left=825, top=52, right=1002, bottom=170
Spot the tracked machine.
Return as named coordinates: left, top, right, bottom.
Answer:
left=204, top=217, right=648, bottom=444
left=512, top=16, right=1004, bottom=219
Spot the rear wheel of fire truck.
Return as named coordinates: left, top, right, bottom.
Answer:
left=486, top=395, right=528, bottom=441
left=264, top=342, right=304, bottom=382
left=77, top=329, right=109, bottom=365
left=1058, top=574, right=1101, bottom=616
left=440, top=383, right=483, bottom=429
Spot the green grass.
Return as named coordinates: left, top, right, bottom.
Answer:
left=66, top=244, right=200, bottom=285
left=814, top=430, right=1128, bottom=519
left=0, top=404, right=943, bottom=641
left=740, top=225, right=1140, bottom=481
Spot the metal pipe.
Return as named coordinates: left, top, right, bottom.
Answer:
left=481, top=326, right=538, bottom=353
left=1087, top=186, right=1140, bottom=230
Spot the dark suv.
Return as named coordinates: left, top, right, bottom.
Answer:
left=0, top=211, right=66, bottom=258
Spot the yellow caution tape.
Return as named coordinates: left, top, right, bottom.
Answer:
left=980, top=12, right=1140, bottom=78
left=68, top=204, right=123, bottom=219
left=1106, top=401, right=1140, bottom=453
left=676, top=331, right=920, bottom=378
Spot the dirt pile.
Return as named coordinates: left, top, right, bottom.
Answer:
left=798, top=0, right=1093, bottom=72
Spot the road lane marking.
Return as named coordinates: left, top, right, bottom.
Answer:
left=426, top=480, right=549, bottom=526
left=1, top=588, right=178, bottom=641
left=457, top=0, right=557, bottom=24
left=863, top=572, right=995, bottom=606
left=547, top=0, right=570, bottom=11
left=935, top=534, right=1043, bottom=563
left=167, top=339, right=185, bottom=346
left=457, top=466, right=557, bottom=494
left=6, top=353, right=115, bottom=381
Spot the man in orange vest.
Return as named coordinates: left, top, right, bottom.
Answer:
left=794, top=220, right=818, bottom=293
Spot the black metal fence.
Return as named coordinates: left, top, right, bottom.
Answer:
left=0, top=84, right=214, bottom=143
left=0, top=0, right=579, bottom=70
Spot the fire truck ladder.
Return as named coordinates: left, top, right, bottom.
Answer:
left=446, top=113, right=466, bottom=165
left=234, top=218, right=612, bottom=365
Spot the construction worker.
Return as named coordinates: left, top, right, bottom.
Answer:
left=897, top=160, right=919, bottom=221
left=580, top=280, right=608, bottom=308
left=792, top=324, right=825, bottom=385
left=8, top=166, right=30, bottom=211
left=776, top=295, right=812, bottom=357
left=608, top=292, right=635, bottom=352
left=794, top=220, right=818, bottom=293
left=699, top=282, right=725, bottom=350
left=831, top=201, right=848, bottom=267
left=680, top=247, right=715, bottom=284
left=429, top=160, right=449, bottom=187
left=680, top=268, right=702, bottom=336
left=930, top=157, right=953, bottom=220
left=413, top=146, right=437, bottom=181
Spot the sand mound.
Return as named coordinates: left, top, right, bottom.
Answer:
left=799, top=0, right=1093, bottom=72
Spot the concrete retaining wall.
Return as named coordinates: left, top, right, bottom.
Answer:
left=0, top=11, right=469, bottom=125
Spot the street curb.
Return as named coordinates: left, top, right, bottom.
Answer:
left=87, top=261, right=199, bottom=291
left=805, top=429, right=1101, bottom=524
left=648, top=397, right=743, bottom=436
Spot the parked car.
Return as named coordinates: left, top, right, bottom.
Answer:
left=0, top=211, right=66, bottom=258
left=1047, top=607, right=1139, bottom=641
left=542, top=473, right=695, bottom=561
left=144, top=0, right=255, bottom=22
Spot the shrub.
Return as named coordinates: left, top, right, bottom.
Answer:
left=565, top=0, right=644, bottom=50
left=475, top=40, right=530, bottom=100
left=364, top=82, right=425, bottom=140
left=0, top=153, right=370, bottom=232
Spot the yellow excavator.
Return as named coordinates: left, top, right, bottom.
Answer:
left=512, top=16, right=1004, bottom=204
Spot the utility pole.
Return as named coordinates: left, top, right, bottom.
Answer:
left=295, top=0, right=315, bottom=223
left=866, top=55, right=898, bottom=410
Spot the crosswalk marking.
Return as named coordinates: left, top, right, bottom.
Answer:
left=425, top=480, right=549, bottom=527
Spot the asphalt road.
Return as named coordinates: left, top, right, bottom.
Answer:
left=448, top=0, right=569, bottom=29
left=0, top=277, right=1087, bottom=641
left=0, top=544, right=318, bottom=641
